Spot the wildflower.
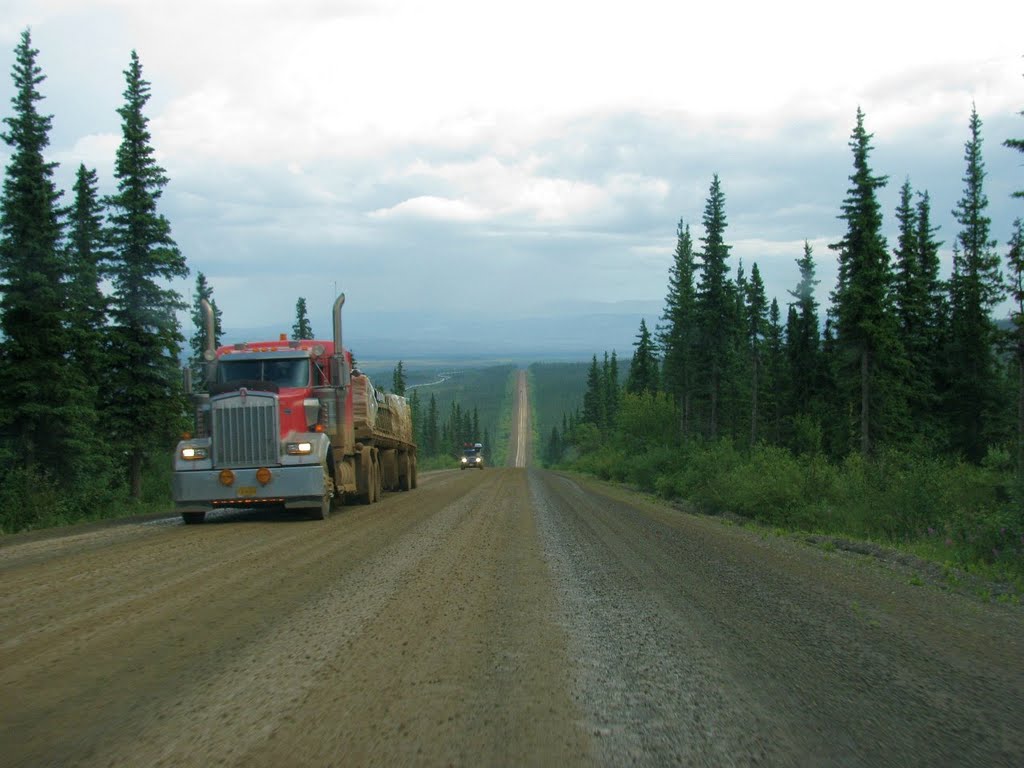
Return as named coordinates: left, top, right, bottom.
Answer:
left=945, top=538, right=953, bottom=547
left=927, top=527, right=936, bottom=537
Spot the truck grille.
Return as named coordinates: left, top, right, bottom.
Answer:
left=211, top=391, right=279, bottom=468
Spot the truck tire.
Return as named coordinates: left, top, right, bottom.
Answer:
left=398, top=452, right=411, bottom=491
left=307, top=466, right=333, bottom=520
left=358, top=446, right=374, bottom=504
left=182, top=512, right=206, bottom=525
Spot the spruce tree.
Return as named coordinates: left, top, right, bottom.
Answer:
left=605, top=350, right=620, bottom=425
left=104, top=50, right=189, bottom=498
left=626, top=319, right=658, bottom=395
left=426, top=392, right=439, bottom=456
left=1006, top=79, right=1023, bottom=200
left=392, top=360, right=406, bottom=395
left=744, top=263, right=768, bottom=446
left=786, top=241, right=821, bottom=425
left=947, top=106, right=1004, bottom=460
left=828, top=108, right=903, bottom=455
left=292, top=297, right=314, bottom=340
left=1006, top=219, right=1023, bottom=477
left=189, top=272, right=222, bottom=389
left=892, top=182, right=946, bottom=440
left=0, top=30, right=84, bottom=479
left=658, top=220, right=698, bottom=438
left=763, top=298, right=785, bottom=444
left=67, top=164, right=110, bottom=387
left=694, top=174, right=735, bottom=439
left=582, top=354, right=605, bottom=429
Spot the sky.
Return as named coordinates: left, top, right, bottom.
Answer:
left=1, top=0, right=1022, bottom=357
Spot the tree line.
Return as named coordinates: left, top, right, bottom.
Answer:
left=551, top=105, right=1022, bottom=471
left=545, top=103, right=1023, bottom=575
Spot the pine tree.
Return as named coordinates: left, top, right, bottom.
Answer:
left=786, top=241, right=821, bottom=427
left=1006, top=219, right=1024, bottom=477
left=189, top=272, right=222, bottom=389
left=694, top=174, right=735, bottom=439
left=1006, top=77, right=1024, bottom=200
left=745, top=263, right=768, bottom=446
left=392, top=360, right=406, bottom=395
left=104, top=50, right=189, bottom=498
left=658, top=220, right=698, bottom=438
left=292, top=297, right=313, bottom=340
left=947, top=106, right=1004, bottom=461
left=0, top=30, right=85, bottom=479
left=605, top=350, right=620, bottom=425
left=582, top=354, right=605, bottom=429
left=626, top=319, right=658, bottom=395
left=66, top=164, right=110, bottom=389
left=892, top=181, right=945, bottom=440
left=828, top=108, right=903, bottom=455
left=763, top=298, right=786, bottom=444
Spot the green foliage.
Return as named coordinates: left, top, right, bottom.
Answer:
left=292, top=296, right=313, bottom=340
left=626, top=318, right=659, bottom=395
left=104, top=50, right=188, bottom=497
left=392, top=360, right=407, bottom=395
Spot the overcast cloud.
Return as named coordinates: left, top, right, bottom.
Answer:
left=1, top=0, right=1022, bottom=354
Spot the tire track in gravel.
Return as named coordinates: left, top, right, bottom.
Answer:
left=531, top=469, right=1024, bottom=767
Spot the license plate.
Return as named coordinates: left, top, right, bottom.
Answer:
left=237, top=486, right=258, bottom=497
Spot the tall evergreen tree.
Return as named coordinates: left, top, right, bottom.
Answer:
left=694, top=174, right=735, bottom=438
left=1006, top=219, right=1024, bottom=477
left=104, top=50, right=189, bottom=498
left=763, top=298, right=786, bottom=444
left=66, top=164, right=110, bottom=392
left=786, top=241, right=821, bottom=424
left=189, top=272, right=222, bottom=389
left=658, top=220, right=698, bottom=438
left=0, top=30, right=84, bottom=478
left=626, top=319, right=658, bottom=395
left=828, top=108, right=903, bottom=455
left=1006, top=80, right=1024, bottom=200
left=947, top=106, right=1004, bottom=461
left=744, top=263, right=768, bottom=446
left=605, top=350, right=620, bottom=426
left=582, top=354, right=606, bottom=429
left=292, top=297, right=313, bottom=340
left=392, top=360, right=407, bottom=395
left=892, top=182, right=945, bottom=439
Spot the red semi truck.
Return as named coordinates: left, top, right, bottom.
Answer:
left=172, top=294, right=417, bottom=524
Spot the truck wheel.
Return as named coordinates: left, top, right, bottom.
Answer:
left=308, top=468, right=333, bottom=520
left=182, top=512, right=206, bottom=525
left=372, top=452, right=382, bottom=502
left=358, top=446, right=374, bottom=504
left=398, top=452, right=411, bottom=491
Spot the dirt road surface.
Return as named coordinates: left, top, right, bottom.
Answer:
left=2, top=372, right=1022, bottom=766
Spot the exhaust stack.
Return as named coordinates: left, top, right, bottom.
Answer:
left=332, top=293, right=348, bottom=387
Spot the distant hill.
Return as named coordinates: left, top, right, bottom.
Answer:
left=197, top=301, right=664, bottom=366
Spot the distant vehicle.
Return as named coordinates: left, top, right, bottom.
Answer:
left=460, top=442, right=485, bottom=470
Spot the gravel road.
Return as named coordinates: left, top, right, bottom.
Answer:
left=1, top=373, right=1021, bottom=766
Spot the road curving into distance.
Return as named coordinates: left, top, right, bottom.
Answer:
left=1, top=382, right=1022, bottom=766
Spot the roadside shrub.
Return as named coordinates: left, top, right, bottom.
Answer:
left=0, top=465, right=71, bottom=533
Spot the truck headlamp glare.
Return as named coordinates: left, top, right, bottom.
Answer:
left=286, top=441, right=313, bottom=455
left=181, top=446, right=208, bottom=460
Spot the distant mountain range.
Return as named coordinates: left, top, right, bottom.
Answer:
left=204, top=301, right=665, bottom=366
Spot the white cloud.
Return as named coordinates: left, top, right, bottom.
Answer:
left=368, top=195, right=490, bottom=222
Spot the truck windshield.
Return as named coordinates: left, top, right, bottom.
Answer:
left=218, top=358, right=310, bottom=388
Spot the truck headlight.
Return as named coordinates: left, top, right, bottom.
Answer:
left=180, top=446, right=209, bottom=461
left=461, top=457, right=467, bottom=463
left=286, top=441, right=313, bottom=455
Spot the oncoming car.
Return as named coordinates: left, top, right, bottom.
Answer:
left=460, top=443, right=485, bottom=470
